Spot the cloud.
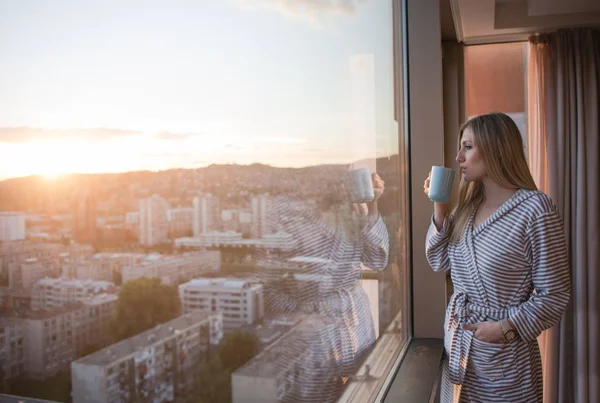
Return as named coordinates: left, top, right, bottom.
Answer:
left=0, top=127, right=141, bottom=143
left=154, top=131, right=202, bottom=141
left=237, top=0, right=368, bottom=25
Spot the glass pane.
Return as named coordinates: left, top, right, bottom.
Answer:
left=0, top=0, right=410, bottom=402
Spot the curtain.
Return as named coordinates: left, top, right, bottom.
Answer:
left=528, top=29, right=600, bottom=403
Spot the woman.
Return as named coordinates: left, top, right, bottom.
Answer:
left=260, top=170, right=389, bottom=402
left=424, top=112, right=571, bottom=402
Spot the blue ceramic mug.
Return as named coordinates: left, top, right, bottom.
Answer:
left=428, top=166, right=456, bottom=203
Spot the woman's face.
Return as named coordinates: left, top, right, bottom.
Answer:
left=456, top=127, right=485, bottom=182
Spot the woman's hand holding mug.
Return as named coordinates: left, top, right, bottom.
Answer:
left=424, top=168, right=454, bottom=230
left=354, top=172, right=384, bottom=216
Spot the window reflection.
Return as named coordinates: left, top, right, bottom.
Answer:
left=0, top=1, right=409, bottom=402
left=243, top=167, right=390, bottom=402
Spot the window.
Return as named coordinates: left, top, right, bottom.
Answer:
left=464, top=42, right=528, bottom=145
left=0, top=0, right=410, bottom=402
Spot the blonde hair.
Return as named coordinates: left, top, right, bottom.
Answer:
left=448, top=112, right=537, bottom=243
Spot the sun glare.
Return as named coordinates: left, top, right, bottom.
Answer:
left=42, top=172, right=59, bottom=180
left=18, top=141, right=101, bottom=178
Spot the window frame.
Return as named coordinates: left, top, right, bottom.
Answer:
left=338, top=0, right=416, bottom=401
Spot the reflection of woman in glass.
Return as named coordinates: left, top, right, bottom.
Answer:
left=260, top=170, right=390, bottom=402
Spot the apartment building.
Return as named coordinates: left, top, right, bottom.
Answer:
left=21, top=294, right=118, bottom=380
left=73, top=191, right=98, bottom=245
left=80, top=252, right=149, bottom=282
left=31, top=277, right=115, bottom=311
left=121, top=251, right=220, bottom=286
left=0, top=318, right=25, bottom=382
left=71, top=311, right=223, bottom=403
left=1, top=243, right=95, bottom=287
left=193, top=194, right=220, bottom=236
left=251, top=194, right=272, bottom=238
left=9, top=258, right=56, bottom=290
left=22, top=304, right=81, bottom=380
left=221, top=208, right=252, bottom=234
left=174, top=230, right=294, bottom=250
left=64, top=260, right=113, bottom=282
left=0, top=213, right=26, bottom=242
left=139, top=195, right=169, bottom=246
left=232, top=315, right=339, bottom=403
left=0, top=287, right=32, bottom=313
left=179, top=278, right=264, bottom=329
left=64, top=244, right=95, bottom=262
left=0, top=242, right=61, bottom=266
left=80, top=294, right=119, bottom=354
left=167, top=207, right=193, bottom=238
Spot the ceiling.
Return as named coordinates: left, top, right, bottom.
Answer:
left=443, top=0, right=600, bottom=44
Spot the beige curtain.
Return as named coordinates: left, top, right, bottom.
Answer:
left=528, top=29, right=600, bottom=403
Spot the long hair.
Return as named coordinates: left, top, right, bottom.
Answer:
left=448, top=112, right=537, bottom=243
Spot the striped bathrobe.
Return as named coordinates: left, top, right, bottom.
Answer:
left=426, top=189, right=571, bottom=403
left=259, top=198, right=390, bottom=402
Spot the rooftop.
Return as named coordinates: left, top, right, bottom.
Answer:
left=73, top=311, right=216, bottom=367
left=92, top=252, right=147, bottom=260
left=21, top=303, right=84, bottom=320
left=181, top=277, right=258, bottom=290
left=255, top=327, right=282, bottom=345
left=84, top=293, right=118, bottom=306
left=35, top=277, right=114, bottom=291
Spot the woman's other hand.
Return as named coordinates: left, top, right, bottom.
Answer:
left=463, top=321, right=504, bottom=344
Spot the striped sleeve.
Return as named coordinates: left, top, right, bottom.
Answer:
left=509, top=210, right=571, bottom=341
left=360, top=215, right=389, bottom=271
left=425, top=214, right=452, bottom=273
left=269, top=197, right=334, bottom=256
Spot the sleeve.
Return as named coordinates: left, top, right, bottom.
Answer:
left=425, top=214, right=452, bottom=273
left=268, top=197, right=333, bottom=256
left=509, top=210, right=571, bottom=342
left=360, top=215, right=390, bottom=271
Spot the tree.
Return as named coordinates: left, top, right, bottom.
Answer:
left=109, top=277, right=182, bottom=342
left=190, top=355, right=230, bottom=403
left=6, top=371, right=72, bottom=403
left=190, top=331, right=260, bottom=403
left=218, top=332, right=260, bottom=372
left=81, top=343, right=101, bottom=358
left=61, top=234, right=70, bottom=246
left=112, top=269, right=122, bottom=286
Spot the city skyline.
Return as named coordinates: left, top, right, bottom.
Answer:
left=0, top=0, right=397, bottom=180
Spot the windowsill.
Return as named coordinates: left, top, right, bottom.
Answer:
left=382, top=338, right=444, bottom=403
left=338, top=335, right=444, bottom=403
left=337, top=310, right=409, bottom=403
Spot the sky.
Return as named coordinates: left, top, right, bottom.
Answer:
left=0, top=0, right=398, bottom=180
